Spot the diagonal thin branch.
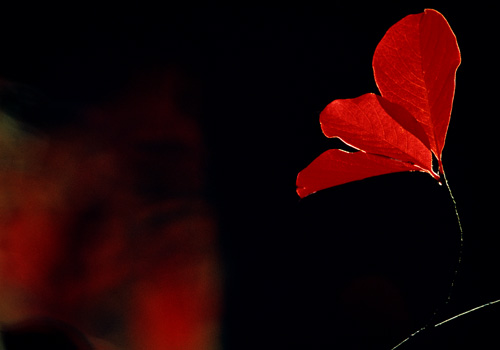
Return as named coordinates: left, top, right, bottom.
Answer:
left=434, top=299, right=500, bottom=328
left=391, top=299, right=500, bottom=350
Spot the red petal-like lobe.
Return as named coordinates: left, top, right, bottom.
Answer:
left=296, top=149, right=423, bottom=198
left=372, top=9, right=460, bottom=168
left=320, top=93, right=434, bottom=175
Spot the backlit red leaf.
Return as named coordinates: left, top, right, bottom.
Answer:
left=320, top=93, right=434, bottom=175
left=296, top=149, right=422, bottom=198
left=296, top=9, right=460, bottom=198
left=372, top=9, right=461, bottom=170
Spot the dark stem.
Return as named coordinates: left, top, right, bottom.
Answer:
left=430, top=168, right=464, bottom=319
left=390, top=168, right=464, bottom=350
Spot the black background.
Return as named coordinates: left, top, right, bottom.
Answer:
left=0, top=3, right=498, bottom=349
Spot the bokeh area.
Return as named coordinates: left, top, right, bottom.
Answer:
left=0, top=5, right=499, bottom=350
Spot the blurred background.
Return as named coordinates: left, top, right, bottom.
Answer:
left=0, top=3, right=498, bottom=350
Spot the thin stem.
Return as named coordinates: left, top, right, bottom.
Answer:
left=391, top=298, right=500, bottom=350
left=390, top=326, right=426, bottom=350
left=390, top=169, right=464, bottom=350
left=431, top=169, right=464, bottom=316
left=434, top=299, right=500, bottom=328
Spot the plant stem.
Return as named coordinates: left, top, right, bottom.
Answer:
left=433, top=299, right=500, bottom=328
left=390, top=169, right=464, bottom=350
left=390, top=298, right=500, bottom=350
left=433, top=169, right=464, bottom=314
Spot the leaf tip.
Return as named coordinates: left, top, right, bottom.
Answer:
left=296, top=187, right=309, bottom=199
left=296, top=173, right=315, bottom=199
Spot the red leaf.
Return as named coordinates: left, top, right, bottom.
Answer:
left=320, top=93, right=434, bottom=175
left=296, top=149, right=421, bottom=198
left=296, top=9, right=460, bottom=198
left=373, top=9, right=461, bottom=171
